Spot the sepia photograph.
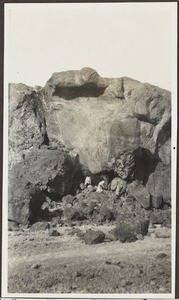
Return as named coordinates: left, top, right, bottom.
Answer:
left=2, top=2, right=177, bottom=298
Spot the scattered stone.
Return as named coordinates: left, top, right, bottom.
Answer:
left=133, top=268, right=143, bottom=276
left=150, top=210, right=171, bottom=227
left=156, top=253, right=167, bottom=259
left=155, top=229, right=171, bottom=238
left=86, top=272, right=95, bottom=279
left=48, top=229, right=60, bottom=236
left=31, top=263, right=41, bottom=269
left=136, top=234, right=144, bottom=240
left=74, top=271, right=81, bottom=277
left=30, top=221, right=50, bottom=231
left=99, top=206, right=114, bottom=221
left=151, top=233, right=156, bottom=239
left=159, top=287, right=166, bottom=293
left=151, top=195, right=163, bottom=209
left=121, top=279, right=128, bottom=287
left=128, top=185, right=151, bottom=209
left=29, top=237, right=35, bottom=241
left=113, top=217, right=149, bottom=243
left=83, top=230, right=105, bottom=245
left=64, top=207, right=84, bottom=221
left=146, top=162, right=171, bottom=205
left=62, top=195, right=75, bottom=206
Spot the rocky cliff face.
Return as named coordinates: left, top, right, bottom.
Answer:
left=8, top=67, right=171, bottom=224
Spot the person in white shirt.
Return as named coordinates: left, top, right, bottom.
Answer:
left=96, top=180, right=105, bottom=193
left=84, top=176, right=91, bottom=188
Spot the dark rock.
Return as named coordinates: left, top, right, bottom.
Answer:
left=8, top=148, right=83, bottom=223
left=74, top=271, right=81, bottom=277
left=128, top=185, right=151, bottom=209
left=62, top=195, right=75, bottom=206
left=151, top=195, right=163, bottom=208
left=31, top=263, right=41, bottom=269
left=146, top=162, right=171, bottom=204
left=8, top=182, right=46, bottom=224
left=64, top=207, right=84, bottom=221
left=30, top=221, right=50, bottom=231
left=156, top=253, right=167, bottom=259
left=8, top=221, right=19, bottom=231
left=113, top=217, right=149, bottom=243
left=149, top=210, right=171, bottom=227
left=48, top=229, right=60, bottom=236
left=83, top=230, right=105, bottom=245
left=99, top=206, right=114, bottom=221
left=8, top=69, right=171, bottom=225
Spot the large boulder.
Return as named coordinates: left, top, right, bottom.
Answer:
left=113, top=217, right=149, bottom=243
left=9, top=149, right=83, bottom=201
left=128, top=184, right=151, bottom=209
left=146, top=162, right=171, bottom=204
left=8, top=182, right=46, bottom=224
left=41, top=68, right=170, bottom=181
left=8, top=68, right=171, bottom=222
left=8, top=148, right=83, bottom=224
left=83, top=230, right=105, bottom=245
left=8, top=84, right=48, bottom=168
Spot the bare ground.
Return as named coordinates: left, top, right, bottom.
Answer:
left=8, top=225, right=171, bottom=294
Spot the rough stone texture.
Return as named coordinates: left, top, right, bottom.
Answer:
left=149, top=210, right=171, bottom=227
left=8, top=182, right=46, bottom=224
left=99, top=206, right=114, bottom=221
left=113, top=217, right=149, bottom=243
left=151, top=195, right=163, bottom=209
left=128, top=185, right=151, bottom=209
left=62, top=195, right=75, bottom=206
left=30, top=221, right=50, bottom=231
left=110, top=177, right=127, bottom=196
left=63, top=207, right=84, bottom=221
left=8, top=149, right=83, bottom=223
left=146, top=162, right=171, bottom=204
left=8, top=68, right=171, bottom=223
left=8, top=84, right=48, bottom=168
left=9, top=149, right=82, bottom=200
left=83, top=230, right=105, bottom=245
left=41, top=67, right=170, bottom=180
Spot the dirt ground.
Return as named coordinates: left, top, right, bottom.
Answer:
left=8, top=225, right=171, bottom=294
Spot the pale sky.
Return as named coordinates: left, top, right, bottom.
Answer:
left=5, top=2, right=177, bottom=91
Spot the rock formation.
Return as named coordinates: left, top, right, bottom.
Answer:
left=8, top=67, right=171, bottom=224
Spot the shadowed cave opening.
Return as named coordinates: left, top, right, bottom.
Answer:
left=52, top=83, right=107, bottom=100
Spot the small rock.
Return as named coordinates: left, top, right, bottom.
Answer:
left=121, top=279, right=128, bottom=287
left=86, top=272, right=95, bottom=279
left=151, top=233, right=156, bottom=238
left=31, top=263, right=41, bottom=269
left=151, top=195, right=163, bottom=209
left=136, top=234, right=144, bottom=240
left=75, top=271, right=81, bottom=277
left=156, top=253, right=167, bottom=259
left=83, top=230, right=105, bottom=245
left=48, top=229, right=60, bottom=236
left=159, top=287, right=166, bottom=293
left=30, top=221, right=50, bottom=231
left=29, top=238, right=34, bottom=241
left=133, top=268, right=143, bottom=276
